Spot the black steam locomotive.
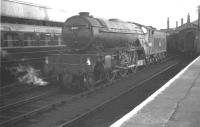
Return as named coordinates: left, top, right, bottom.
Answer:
left=44, top=12, right=167, bottom=90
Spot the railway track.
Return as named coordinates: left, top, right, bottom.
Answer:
left=0, top=90, right=68, bottom=126
left=0, top=84, right=60, bottom=108
left=58, top=61, right=182, bottom=127
left=0, top=75, right=57, bottom=99
left=0, top=77, right=116, bottom=127
left=62, top=59, right=189, bottom=127
left=0, top=54, right=176, bottom=98
left=1, top=83, right=39, bottom=99
left=0, top=55, right=179, bottom=127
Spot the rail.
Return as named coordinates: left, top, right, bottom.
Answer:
left=58, top=61, right=180, bottom=127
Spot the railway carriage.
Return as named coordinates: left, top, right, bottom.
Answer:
left=1, top=23, right=66, bottom=85
left=1, top=0, right=68, bottom=85
left=167, top=22, right=200, bottom=56
left=44, top=12, right=167, bottom=90
left=1, top=22, right=65, bottom=63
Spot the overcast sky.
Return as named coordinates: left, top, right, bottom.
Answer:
left=22, top=0, right=199, bottom=29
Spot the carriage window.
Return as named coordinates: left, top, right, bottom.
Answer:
left=11, top=33, right=19, bottom=47
left=24, top=33, right=35, bottom=46
left=39, top=34, right=45, bottom=46
left=3, top=33, right=19, bottom=47
left=45, top=34, right=51, bottom=46
left=58, top=36, right=61, bottom=45
left=40, top=34, right=50, bottom=46
left=48, top=34, right=54, bottom=46
left=52, top=34, right=61, bottom=46
left=1, top=32, right=5, bottom=47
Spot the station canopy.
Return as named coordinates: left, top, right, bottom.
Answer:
left=1, top=0, right=68, bottom=22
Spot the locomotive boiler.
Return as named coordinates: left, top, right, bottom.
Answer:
left=44, top=12, right=167, bottom=90
left=62, top=12, right=144, bottom=51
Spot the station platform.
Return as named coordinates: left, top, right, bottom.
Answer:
left=111, top=56, right=200, bottom=127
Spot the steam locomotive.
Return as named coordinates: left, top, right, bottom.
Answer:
left=44, top=12, right=167, bottom=90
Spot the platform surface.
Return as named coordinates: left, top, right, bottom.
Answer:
left=111, top=56, right=200, bottom=127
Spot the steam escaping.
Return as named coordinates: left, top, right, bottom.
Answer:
left=15, top=65, right=48, bottom=86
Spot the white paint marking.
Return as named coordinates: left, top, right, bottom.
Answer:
left=110, top=56, right=200, bottom=127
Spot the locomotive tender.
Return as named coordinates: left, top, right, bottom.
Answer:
left=44, top=12, right=167, bottom=89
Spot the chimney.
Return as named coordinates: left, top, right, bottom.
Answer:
left=181, top=18, right=183, bottom=25
left=176, top=21, right=178, bottom=28
left=167, top=17, right=169, bottom=29
left=79, top=12, right=90, bottom=17
left=187, top=13, right=190, bottom=23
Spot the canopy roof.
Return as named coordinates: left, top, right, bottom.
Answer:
left=1, top=0, right=68, bottom=22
